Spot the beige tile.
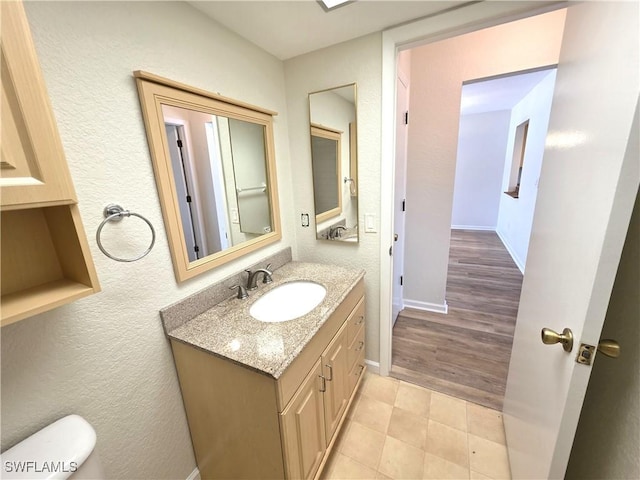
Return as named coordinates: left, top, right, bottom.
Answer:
left=378, top=436, right=425, bottom=479
left=468, top=434, right=511, bottom=479
left=361, top=373, right=400, bottom=405
left=387, top=407, right=428, bottom=450
left=467, top=403, right=506, bottom=445
left=470, top=471, right=493, bottom=480
left=321, top=452, right=378, bottom=479
left=430, top=392, right=467, bottom=432
left=425, top=420, right=469, bottom=468
left=423, top=453, right=470, bottom=479
left=351, top=394, right=393, bottom=433
left=395, top=382, right=432, bottom=418
left=340, top=422, right=386, bottom=470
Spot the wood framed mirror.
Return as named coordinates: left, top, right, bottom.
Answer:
left=309, top=84, right=358, bottom=243
left=310, top=124, right=342, bottom=223
left=134, top=71, right=281, bottom=282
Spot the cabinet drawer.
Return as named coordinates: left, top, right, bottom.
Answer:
left=346, top=297, right=365, bottom=346
left=347, top=324, right=365, bottom=371
left=348, top=354, right=366, bottom=394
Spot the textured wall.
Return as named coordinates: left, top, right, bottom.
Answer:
left=1, top=2, right=295, bottom=478
left=451, top=110, right=511, bottom=230
left=284, top=34, right=383, bottom=362
left=404, top=9, right=566, bottom=307
left=496, top=70, right=557, bottom=272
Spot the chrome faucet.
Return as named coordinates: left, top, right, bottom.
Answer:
left=229, top=284, right=248, bottom=299
left=245, top=263, right=273, bottom=290
left=330, top=225, right=348, bottom=239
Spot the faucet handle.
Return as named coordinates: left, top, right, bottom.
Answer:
left=263, top=264, right=273, bottom=284
left=230, top=284, right=248, bottom=299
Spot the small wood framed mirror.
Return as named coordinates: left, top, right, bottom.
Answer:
left=308, top=83, right=358, bottom=243
left=134, top=71, right=281, bottom=282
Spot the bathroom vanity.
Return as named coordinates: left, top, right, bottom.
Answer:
left=165, top=261, right=366, bottom=479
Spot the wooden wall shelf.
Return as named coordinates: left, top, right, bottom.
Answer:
left=1, top=1, right=100, bottom=327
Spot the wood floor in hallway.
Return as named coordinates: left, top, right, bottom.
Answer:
left=391, top=229, right=524, bottom=411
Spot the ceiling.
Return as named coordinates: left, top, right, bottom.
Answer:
left=460, top=68, right=557, bottom=116
left=188, top=1, right=469, bottom=60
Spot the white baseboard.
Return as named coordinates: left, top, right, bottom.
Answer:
left=186, top=468, right=200, bottom=480
left=403, top=299, right=448, bottom=314
left=365, top=359, right=380, bottom=374
left=495, top=229, right=525, bottom=274
left=451, top=225, right=495, bottom=231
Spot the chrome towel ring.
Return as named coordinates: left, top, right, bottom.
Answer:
left=96, top=204, right=155, bottom=262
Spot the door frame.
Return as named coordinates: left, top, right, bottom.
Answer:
left=378, top=1, right=569, bottom=376
left=205, top=121, right=231, bottom=251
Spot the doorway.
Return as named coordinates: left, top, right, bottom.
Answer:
left=380, top=2, right=639, bottom=478
left=379, top=3, right=570, bottom=377
left=387, top=11, right=563, bottom=410
left=165, top=122, right=205, bottom=262
left=391, top=66, right=559, bottom=409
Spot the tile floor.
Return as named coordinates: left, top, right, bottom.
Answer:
left=321, top=372, right=511, bottom=480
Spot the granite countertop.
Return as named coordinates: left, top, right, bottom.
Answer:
left=167, top=261, right=365, bottom=379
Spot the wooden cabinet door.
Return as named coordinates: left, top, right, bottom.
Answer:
left=281, top=359, right=326, bottom=480
left=321, top=321, right=349, bottom=444
left=1, top=1, right=76, bottom=209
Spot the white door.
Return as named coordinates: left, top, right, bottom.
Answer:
left=392, top=70, right=410, bottom=323
left=503, top=3, right=639, bottom=479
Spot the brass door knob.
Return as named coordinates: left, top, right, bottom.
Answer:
left=597, top=339, right=620, bottom=358
left=541, top=327, right=574, bottom=352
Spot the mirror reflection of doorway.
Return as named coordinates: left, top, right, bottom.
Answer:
left=165, top=123, right=204, bottom=262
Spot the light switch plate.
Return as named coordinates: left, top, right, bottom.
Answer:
left=364, top=214, right=376, bottom=233
left=231, top=208, right=239, bottom=224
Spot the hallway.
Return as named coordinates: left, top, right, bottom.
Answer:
left=391, top=230, right=524, bottom=410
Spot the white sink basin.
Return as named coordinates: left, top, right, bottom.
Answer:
left=250, top=281, right=327, bottom=323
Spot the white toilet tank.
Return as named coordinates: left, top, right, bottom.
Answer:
left=1, top=415, right=104, bottom=479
